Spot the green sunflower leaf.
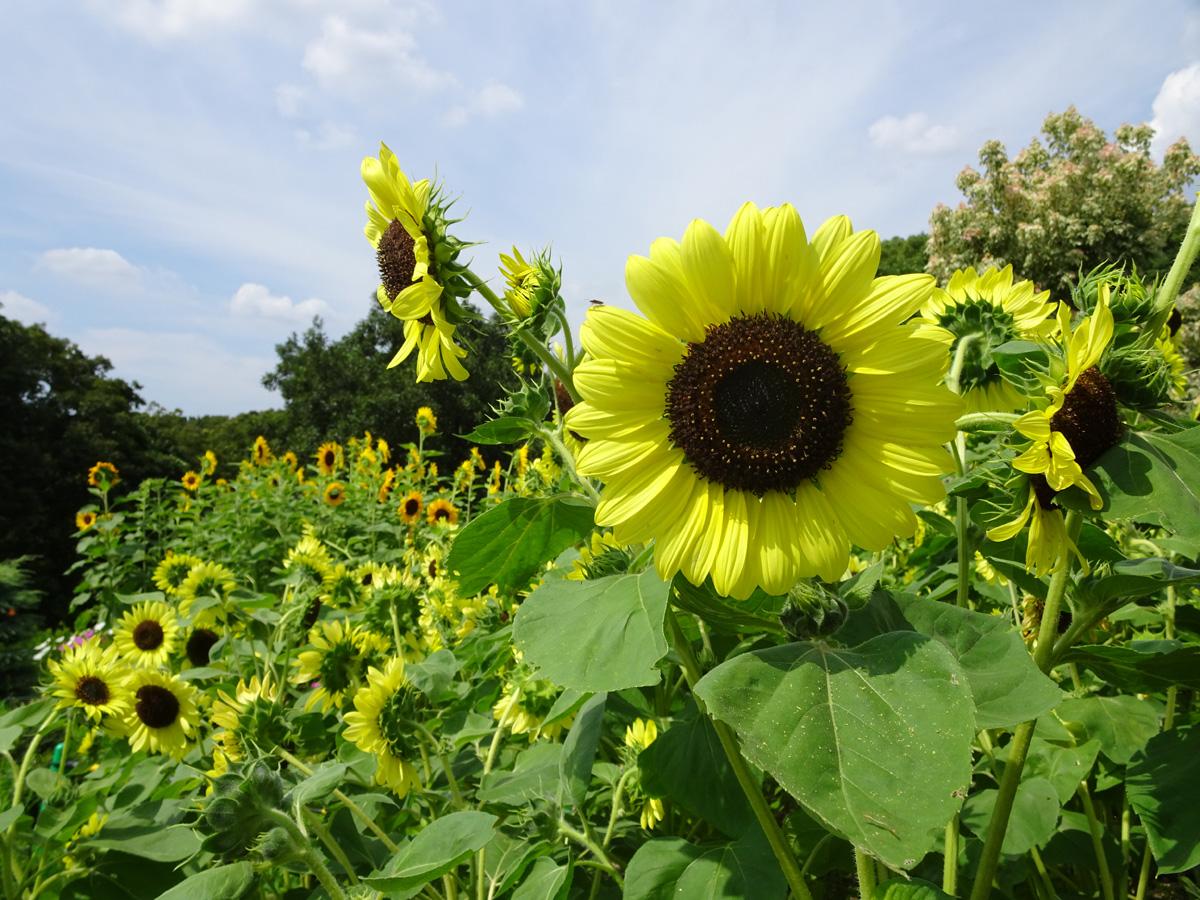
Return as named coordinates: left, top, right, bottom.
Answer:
left=511, top=857, right=572, bottom=900
left=1065, top=641, right=1200, bottom=692
left=513, top=569, right=670, bottom=692
left=461, top=416, right=541, bottom=445
left=623, top=832, right=785, bottom=900
left=694, top=632, right=975, bottom=870
left=446, top=495, right=594, bottom=596
left=1054, top=695, right=1162, bottom=764
left=1126, top=727, right=1200, bottom=874
left=154, top=862, right=254, bottom=900
left=558, top=692, right=607, bottom=809
left=366, top=810, right=498, bottom=895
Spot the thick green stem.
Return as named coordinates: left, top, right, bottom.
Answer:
left=968, top=512, right=1081, bottom=900
left=413, top=722, right=466, bottom=808
left=7, top=708, right=57, bottom=820
left=557, top=820, right=624, bottom=888
left=955, top=412, right=1020, bottom=432
left=666, top=609, right=814, bottom=900
left=943, top=815, right=959, bottom=895
left=264, top=808, right=347, bottom=900
left=1077, top=780, right=1114, bottom=900
left=1134, top=842, right=1153, bottom=900
left=953, top=433, right=971, bottom=609
left=541, top=427, right=600, bottom=504
left=277, top=748, right=400, bottom=853
left=1154, top=191, right=1200, bottom=321
left=302, top=807, right=359, bottom=885
left=855, top=848, right=878, bottom=898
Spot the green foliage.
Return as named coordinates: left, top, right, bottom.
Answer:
left=0, top=558, right=42, bottom=697
left=1127, top=727, right=1200, bottom=874
left=928, top=106, right=1200, bottom=294
left=876, top=233, right=930, bottom=277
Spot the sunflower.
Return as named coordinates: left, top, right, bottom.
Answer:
left=123, top=669, right=199, bottom=758
left=921, top=266, right=1055, bottom=413
left=282, top=450, right=299, bottom=471
left=114, top=601, right=180, bottom=668
left=293, top=619, right=373, bottom=713
left=252, top=436, right=272, bottom=465
left=322, top=563, right=367, bottom=608
left=492, top=676, right=572, bottom=741
left=202, top=450, right=218, bottom=476
left=48, top=639, right=130, bottom=722
left=378, top=467, right=397, bottom=503
left=363, top=144, right=471, bottom=382
left=181, top=470, right=202, bottom=491
left=87, top=461, right=119, bottom=487
left=177, top=561, right=237, bottom=624
left=426, top=498, right=459, bottom=527
left=324, top=482, right=347, bottom=506
left=986, top=293, right=1118, bottom=575
left=285, top=533, right=333, bottom=586
left=152, top=552, right=202, bottom=595
left=566, top=203, right=960, bottom=599
left=343, top=657, right=423, bottom=797
left=315, top=441, right=342, bottom=476
left=377, top=437, right=392, bottom=464
left=398, top=491, right=424, bottom=524
left=75, top=510, right=97, bottom=532
left=415, top=406, right=438, bottom=436
left=211, top=675, right=285, bottom=763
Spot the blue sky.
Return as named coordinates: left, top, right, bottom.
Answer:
left=1, top=0, right=1197, bottom=414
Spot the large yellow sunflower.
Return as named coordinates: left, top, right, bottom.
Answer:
left=177, top=561, right=237, bottom=625
left=566, top=203, right=960, bottom=599
left=363, top=143, right=468, bottom=382
left=921, top=265, right=1055, bottom=413
left=292, top=619, right=374, bottom=713
left=113, top=601, right=180, bottom=668
left=123, top=669, right=199, bottom=758
left=343, top=657, right=423, bottom=798
left=48, top=639, right=131, bottom=722
left=87, top=461, right=119, bottom=487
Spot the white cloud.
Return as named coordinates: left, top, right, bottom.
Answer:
left=868, top=113, right=961, bottom=154
left=301, top=15, right=449, bottom=96
left=230, top=282, right=328, bottom=322
left=0, top=289, right=54, bottom=325
left=275, top=83, right=307, bottom=118
left=295, top=121, right=356, bottom=150
left=89, top=0, right=255, bottom=41
left=36, top=247, right=141, bottom=286
left=443, top=81, right=524, bottom=127
left=78, top=327, right=277, bottom=414
left=1150, top=62, right=1200, bottom=157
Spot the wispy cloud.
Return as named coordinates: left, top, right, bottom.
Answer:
left=0, top=289, right=54, bottom=325
left=230, top=282, right=328, bottom=322
left=87, top=0, right=255, bottom=42
left=1149, top=61, right=1200, bottom=158
left=35, top=247, right=142, bottom=287
left=302, top=15, right=450, bottom=97
left=443, top=82, right=524, bottom=127
left=868, top=113, right=961, bottom=155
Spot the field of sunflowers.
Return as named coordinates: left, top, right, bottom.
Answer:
left=1, top=143, right=1199, bottom=900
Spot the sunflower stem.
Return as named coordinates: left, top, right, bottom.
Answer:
left=665, top=608, right=813, bottom=900
left=968, top=510, right=1081, bottom=900
left=1154, top=190, right=1200, bottom=322
left=855, top=848, right=878, bottom=898
left=952, top=433, right=972, bottom=609
left=277, top=748, right=401, bottom=853
left=302, top=807, right=359, bottom=886
left=264, top=808, right=347, bottom=900
left=1077, top=779, right=1114, bottom=900
left=558, top=820, right=623, bottom=888
left=943, top=815, right=959, bottom=895
left=540, top=427, right=600, bottom=504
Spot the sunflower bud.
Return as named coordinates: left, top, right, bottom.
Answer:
left=779, top=582, right=849, bottom=640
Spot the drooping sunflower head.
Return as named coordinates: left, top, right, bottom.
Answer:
left=414, top=406, right=438, bottom=436
left=177, top=561, right=237, bottom=624
left=566, top=202, right=960, bottom=599
left=344, top=657, right=424, bottom=797
left=315, top=441, right=342, bottom=476
left=114, top=600, right=180, bottom=668
left=48, top=639, right=131, bottom=722
left=181, top=471, right=202, bottom=492
left=568, top=531, right=633, bottom=580
left=153, top=553, right=201, bottom=595
left=123, top=669, right=199, bottom=758
left=426, top=498, right=459, bottom=527
left=75, top=510, right=98, bottom=532
left=324, top=482, right=346, bottom=507
left=87, top=461, right=119, bottom=488
left=922, top=265, right=1055, bottom=413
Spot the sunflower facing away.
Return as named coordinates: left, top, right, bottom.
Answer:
left=922, top=265, right=1055, bottom=413
left=152, top=552, right=201, bottom=595
left=363, top=143, right=468, bottom=382
left=293, top=619, right=375, bottom=713
left=177, top=561, right=237, bottom=626
left=114, top=600, right=180, bottom=668
left=987, top=291, right=1119, bottom=575
left=344, top=657, right=424, bottom=797
left=48, top=639, right=130, bottom=722
left=211, top=675, right=286, bottom=763
left=565, top=202, right=960, bottom=599
left=123, top=669, right=199, bottom=758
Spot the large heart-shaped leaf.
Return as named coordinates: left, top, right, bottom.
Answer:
left=1127, top=727, right=1200, bottom=874
left=366, top=811, right=497, bottom=895
left=1054, top=696, right=1161, bottom=765
left=961, top=777, right=1060, bottom=855
left=695, top=633, right=975, bottom=869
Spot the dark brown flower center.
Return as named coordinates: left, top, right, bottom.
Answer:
left=665, top=313, right=852, bottom=494
left=323, top=450, right=335, bottom=468
left=186, top=628, right=219, bottom=667
left=136, top=684, right=180, bottom=728
left=1033, top=366, right=1122, bottom=509
left=404, top=498, right=420, bottom=517
left=378, top=219, right=418, bottom=299
left=433, top=506, right=451, bottom=521
left=75, top=675, right=110, bottom=706
left=133, top=619, right=165, bottom=651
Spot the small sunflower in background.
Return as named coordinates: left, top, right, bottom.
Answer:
left=201, top=449, right=218, bottom=476
left=87, top=461, right=119, bottom=488
left=293, top=619, right=373, bottom=713
left=48, top=640, right=130, bottom=723
left=181, top=470, right=202, bottom=491
left=315, top=441, right=342, bottom=476
left=252, top=435, right=272, bottom=465
left=398, top=491, right=424, bottom=525
left=324, top=482, right=347, bottom=506
left=123, top=669, right=199, bottom=758
left=344, top=657, right=424, bottom=798
left=322, top=563, right=367, bottom=608
left=114, top=600, right=179, bottom=668
left=75, top=510, right=98, bottom=532
left=176, top=561, right=237, bottom=625
left=624, top=718, right=665, bottom=830
left=152, top=552, right=202, bottom=595
left=281, top=450, right=299, bottom=471
left=284, top=532, right=333, bottom=587
left=987, top=292, right=1118, bottom=575
left=922, top=265, right=1055, bottom=412
left=567, top=202, right=960, bottom=599
left=415, top=406, right=438, bottom=436
left=378, top=467, right=397, bottom=503
left=426, top=498, right=459, bottom=527
left=492, top=668, right=572, bottom=742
